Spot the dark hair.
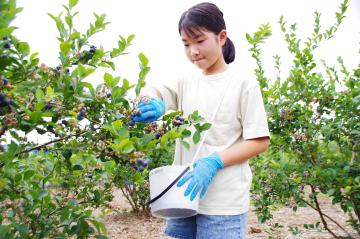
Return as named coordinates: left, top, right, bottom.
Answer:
left=178, top=2, right=235, bottom=64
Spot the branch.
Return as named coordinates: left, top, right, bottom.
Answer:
left=310, top=185, right=342, bottom=238
left=298, top=197, right=354, bottom=238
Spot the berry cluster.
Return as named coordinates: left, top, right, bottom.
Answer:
left=96, top=84, right=110, bottom=100
left=144, top=122, right=158, bottom=133
left=129, top=152, right=151, bottom=172
left=172, top=115, right=185, bottom=126
left=155, top=127, right=167, bottom=139
left=77, top=45, right=97, bottom=63
left=3, top=112, right=17, bottom=127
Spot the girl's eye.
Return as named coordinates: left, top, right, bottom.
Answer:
left=184, top=44, right=189, bottom=48
left=198, top=40, right=205, bottom=44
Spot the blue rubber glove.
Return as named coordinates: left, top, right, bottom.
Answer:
left=132, top=97, right=165, bottom=123
left=177, top=152, right=224, bottom=201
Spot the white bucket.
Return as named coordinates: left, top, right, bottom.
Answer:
left=149, top=165, right=199, bottom=219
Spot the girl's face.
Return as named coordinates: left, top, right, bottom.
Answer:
left=181, top=28, right=228, bottom=75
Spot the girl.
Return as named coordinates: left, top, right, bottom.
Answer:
left=133, top=2, right=270, bottom=239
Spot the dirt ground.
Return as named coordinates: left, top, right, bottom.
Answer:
left=104, top=189, right=359, bottom=239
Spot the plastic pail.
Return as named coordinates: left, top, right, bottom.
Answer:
left=149, top=165, right=199, bottom=219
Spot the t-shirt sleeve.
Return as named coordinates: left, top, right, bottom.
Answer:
left=154, top=78, right=180, bottom=112
left=240, top=84, right=270, bottom=140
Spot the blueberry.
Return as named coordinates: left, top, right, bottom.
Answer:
left=77, top=113, right=85, bottom=121
left=0, top=94, right=11, bottom=106
left=65, top=68, right=70, bottom=74
left=3, top=43, right=10, bottom=49
left=136, top=158, right=144, bottom=165
left=155, top=132, right=161, bottom=139
left=3, top=36, right=9, bottom=41
left=46, top=125, right=55, bottom=133
left=61, top=120, right=68, bottom=126
left=143, top=159, right=150, bottom=167
left=44, top=102, right=53, bottom=110
left=106, top=92, right=111, bottom=98
left=89, top=45, right=96, bottom=53
left=127, top=120, right=135, bottom=127
left=2, top=79, right=8, bottom=85
left=55, top=66, right=61, bottom=71
left=175, top=115, right=184, bottom=121
left=137, top=165, right=145, bottom=172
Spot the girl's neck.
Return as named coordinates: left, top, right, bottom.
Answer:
left=202, top=57, right=228, bottom=75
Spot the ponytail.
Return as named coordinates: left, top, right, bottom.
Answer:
left=222, top=38, right=235, bottom=64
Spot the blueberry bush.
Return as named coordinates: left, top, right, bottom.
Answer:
left=0, top=0, right=209, bottom=238
left=247, top=0, right=359, bottom=238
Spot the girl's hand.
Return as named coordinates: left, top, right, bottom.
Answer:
left=177, top=152, right=224, bottom=201
left=132, top=97, right=165, bottom=123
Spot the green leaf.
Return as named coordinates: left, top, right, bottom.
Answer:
left=60, top=41, right=71, bottom=55
left=0, top=27, right=16, bottom=39
left=118, top=139, right=134, bottom=153
left=193, top=131, right=201, bottom=144
left=80, top=82, right=95, bottom=97
left=127, top=34, right=135, bottom=44
left=18, top=42, right=30, bottom=55
left=200, top=123, right=211, bottom=132
left=29, top=111, right=42, bottom=123
left=104, top=73, right=120, bottom=88
left=138, top=52, right=149, bottom=66
left=180, top=140, right=190, bottom=150
left=35, top=88, right=45, bottom=103
left=69, top=31, right=80, bottom=40
left=69, top=0, right=79, bottom=8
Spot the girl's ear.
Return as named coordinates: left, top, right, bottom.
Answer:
left=218, top=30, right=227, bottom=46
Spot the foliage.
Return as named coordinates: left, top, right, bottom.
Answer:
left=248, top=0, right=359, bottom=237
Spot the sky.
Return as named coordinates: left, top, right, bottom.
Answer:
left=12, top=0, right=360, bottom=88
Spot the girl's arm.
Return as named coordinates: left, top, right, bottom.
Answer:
left=219, top=137, right=270, bottom=167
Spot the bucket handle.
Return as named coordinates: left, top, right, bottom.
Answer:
left=146, top=165, right=191, bottom=205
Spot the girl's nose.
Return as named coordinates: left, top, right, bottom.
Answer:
left=190, top=46, right=200, bottom=57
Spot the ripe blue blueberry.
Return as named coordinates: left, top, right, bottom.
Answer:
left=127, top=120, right=135, bottom=127
left=137, top=165, right=145, bottom=172
left=89, top=45, right=96, bottom=53
left=44, top=102, right=53, bottom=110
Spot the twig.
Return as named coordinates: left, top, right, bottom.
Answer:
left=311, top=185, right=340, bottom=238
left=299, top=197, right=354, bottom=238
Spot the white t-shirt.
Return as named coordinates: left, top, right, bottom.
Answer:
left=155, top=63, right=270, bottom=215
